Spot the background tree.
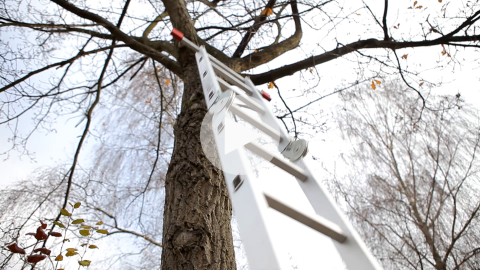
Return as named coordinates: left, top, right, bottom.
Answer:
left=1, top=0, right=480, bottom=269
left=332, top=82, right=480, bottom=270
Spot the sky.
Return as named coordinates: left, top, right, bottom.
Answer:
left=1, top=0, right=480, bottom=269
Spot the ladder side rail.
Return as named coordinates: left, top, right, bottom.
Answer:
left=293, top=159, right=384, bottom=270
left=211, top=111, right=291, bottom=270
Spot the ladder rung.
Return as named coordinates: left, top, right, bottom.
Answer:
left=230, top=104, right=282, bottom=143
left=244, top=142, right=308, bottom=181
left=264, top=193, right=347, bottom=243
left=211, top=62, right=253, bottom=96
left=217, top=77, right=265, bottom=114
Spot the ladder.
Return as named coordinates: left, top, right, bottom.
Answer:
left=171, top=29, right=383, bottom=270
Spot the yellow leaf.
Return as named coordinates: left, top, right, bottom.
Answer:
left=374, top=80, right=381, bottom=85
left=401, top=54, right=408, bottom=59
left=96, top=229, right=109, bottom=234
left=233, top=41, right=237, bottom=45
left=79, top=230, right=90, bottom=236
left=165, top=79, right=170, bottom=85
left=74, top=202, right=81, bottom=209
left=63, top=239, right=70, bottom=242
left=96, top=221, right=103, bottom=225
left=260, top=8, right=273, bottom=16
left=72, top=219, right=84, bottom=224
left=89, top=245, right=98, bottom=249
left=81, top=225, right=91, bottom=229
left=53, top=221, right=65, bottom=228
left=416, top=5, right=423, bottom=9
left=254, top=49, right=258, bottom=53
left=55, top=254, right=63, bottom=261
left=78, top=260, right=91, bottom=267
left=267, top=82, right=274, bottom=89
left=66, top=248, right=77, bottom=252
left=66, top=250, right=79, bottom=257
left=60, top=209, right=71, bottom=217
left=413, top=1, right=417, bottom=6
left=371, top=81, right=376, bottom=90
left=356, top=13, right=361, bottom=15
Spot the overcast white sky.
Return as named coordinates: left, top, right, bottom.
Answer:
left=1, top=0, right=479, bottom=269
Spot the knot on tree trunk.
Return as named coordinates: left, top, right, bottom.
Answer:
left=173, top=228, right=203, bottom=251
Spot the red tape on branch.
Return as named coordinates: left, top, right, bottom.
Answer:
left=171, top=28, right=184, bottom=41
left=261, top=91, right=271, bottom=101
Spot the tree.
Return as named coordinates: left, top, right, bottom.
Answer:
left=333, top=82, right=480, bottom=270
left=1, top=0, right=480, bottom=269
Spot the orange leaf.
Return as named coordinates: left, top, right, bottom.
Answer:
left=268, top=82, right=274, bottom=89
left=413, top=1, right=417, bottom=6
left=416, top=5, right=423, bottom=9
left=401, top=54, right=408, bottom=59
left=438, top=0, right=442, bottom=2
left=254, top=49, right=258, bottom=53
left=374, top=80, right=381, bottom=85
left=419, top=82, right=424, bottom=87
left=309, top=68, right=313, bottom=73
left=165, top=79, right=170, bottom=85
left=145, top=97, right=152, bottom=104
left=260, top=8, right=273, bottom=16
left=371, top=81, right=376, bottom=90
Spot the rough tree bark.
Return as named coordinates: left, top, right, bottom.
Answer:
left=160, top=1, right=236, bottom=268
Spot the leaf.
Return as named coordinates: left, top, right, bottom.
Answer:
left=267, top=82, right=274, bottom=89
left=40, top=220, right=47, bottom=229
left=60, top=209, right=71, bottom=217
left=419, top=82, right=424, bottom=87
left=35, top=227, right=48, bottom=241
left=254, top=49, right=258, bottom=53
left=96, top=229, right=109, bottom=234
left=79, top=230, right=90, bottom=236
left=89, top=245, right=98, bottom=249
left=63, top=239, right=70, bottom=242
left=233, top=41, right=237, bottom=45
left=413, top=1, right=417, bottom=6
left=74, top=202, right=81, bottom=209
left=72, top=219, right=85, bottom=224
left=96, top=221, right=103, bottom=225
left=309, top=68, right=313, bottom=73
left=66, top=250, right=79, bottom=257
left=7, top=243, right=26, bottom=254
left=145, top=97, right=152, bottom=104
left=374, top=80, right=381, bottom=85
left=81, top=225, right=91, bottom=229
left=81, top=243, right=88, bottom=247
left=27, top=254, right=46, bottom=263
left=416, top=5, right=423, bottom=9
left=401, top=54, right=408, bottom=59
left=260, top=7, right=273, bottom=16
left=53, top=221, right=65, bottom=228
left=55, top=254, right=64, bottom=261
left=78, top=260, right=91, bottom=267
left=438, top=0, right=442, bottom=2
left=66, top=248, right=77, bottom=252
left=165, top=79, right=170, bottom=85
left=49, top=232, right=62, bottom=237
left=33, top=248, right=51, bottom=256
left=371, top=81, right=376, bottom=90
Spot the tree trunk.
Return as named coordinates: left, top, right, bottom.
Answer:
left=160, top=50, right=236, bottom=269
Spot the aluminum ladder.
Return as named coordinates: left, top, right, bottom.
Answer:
left=171, top=28, right=383, bottom=270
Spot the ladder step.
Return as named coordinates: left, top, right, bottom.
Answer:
left=217, top=77, right=265, bottom=114
left=230, top=104, right=283, bottom=143
left=264, top=193, right=347, bottom=243
left=244, top=142, right=308, bottom=181
left=211, top=62, right=253, bottom=96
